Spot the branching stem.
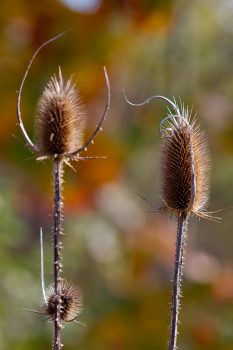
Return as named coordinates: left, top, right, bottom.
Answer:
left=53, top=159, right=63, bottom=350
left=169, top=212, right=188, bottom=350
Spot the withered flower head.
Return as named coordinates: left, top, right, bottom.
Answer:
left=17, top=34, right=110, bottom=159
left=34, top=68, right=86, bottom=159
left=160, top=105, right=210, bottom=218
left=44, top=281, right=83, bottom=322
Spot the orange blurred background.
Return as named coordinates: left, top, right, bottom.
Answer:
left=0, top=0, right=233, bottom=349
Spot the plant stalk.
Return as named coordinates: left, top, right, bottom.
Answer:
left=53, top=159, right=63, bottom=350
left=169, top=212, right=187, bottom=350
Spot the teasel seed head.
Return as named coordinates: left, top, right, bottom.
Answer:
left=17, top=33, right=110, bottom=159
left=34, top=68, right=86, bottom=159
left=160, top=104, right=210, bottom=218
left=43, top=281, right=83, bottom=322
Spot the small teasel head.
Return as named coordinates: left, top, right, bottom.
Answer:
left=44, top=281, right=83, bottom=322
left=160, top=100, right=211, bottom=218
left=34, top=68, right=86, bottom=159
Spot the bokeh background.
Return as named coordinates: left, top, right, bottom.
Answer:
left=0, top=0, right=233, bottom=349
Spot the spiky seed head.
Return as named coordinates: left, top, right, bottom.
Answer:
left=44, top=281, right=83, bottom=322
left=34, top=69, right=86, bottom=159
left=160, top=107, right=210, bottom=218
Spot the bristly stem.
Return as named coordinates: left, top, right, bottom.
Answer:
left=169, top=212, right=188, bottom=350
left=53, top=159, right=63, bottom=350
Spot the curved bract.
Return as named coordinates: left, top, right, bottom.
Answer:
left=17, top=31, right=69, bottom=154
left=69, top=66, right=110, bottom=158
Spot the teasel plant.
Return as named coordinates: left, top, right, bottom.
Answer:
left=17, top=32, right=110, bottom=350
left=124, top=91, right=218, bottom=350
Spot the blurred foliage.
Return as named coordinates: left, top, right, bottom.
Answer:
left=0, top=0, right=233, bottom=349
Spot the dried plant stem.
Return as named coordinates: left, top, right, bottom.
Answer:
left=169, top=213, right=188, bottom=350
left=53, top=159, right=64, bottom=350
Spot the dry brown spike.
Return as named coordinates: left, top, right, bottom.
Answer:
left=34, top=68, right=86, bottom=159
left=160, top=112, right=210, bottom=218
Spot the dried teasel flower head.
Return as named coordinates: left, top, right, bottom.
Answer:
left=17, top=32, right=110, bottom=160
left=34, top=69, right=86, bottom=159
left=123, top=92, right=212, bottom=220
left=44, top=281, right=83, bottom=322
left=160, top=101, right=211, bottom=219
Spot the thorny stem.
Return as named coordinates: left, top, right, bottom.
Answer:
left=169, top=213, right=188, bottom=350
left=53, top=159, right=63, bottom=350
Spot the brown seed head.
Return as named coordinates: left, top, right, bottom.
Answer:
left=161, top=109, right=210, bottom=218
left=44, top=281, right=83, bottom=322
left=34, top=68, right=86, bottom=158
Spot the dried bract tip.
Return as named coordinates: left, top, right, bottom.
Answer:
left=160, top=104, right=210, bottom=218
left=34, top=69, right=86, bottom=159
left=44, top=281, right=83, bottom=322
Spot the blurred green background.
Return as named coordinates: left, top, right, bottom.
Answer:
left=0, top=0, right=233, bottom=349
